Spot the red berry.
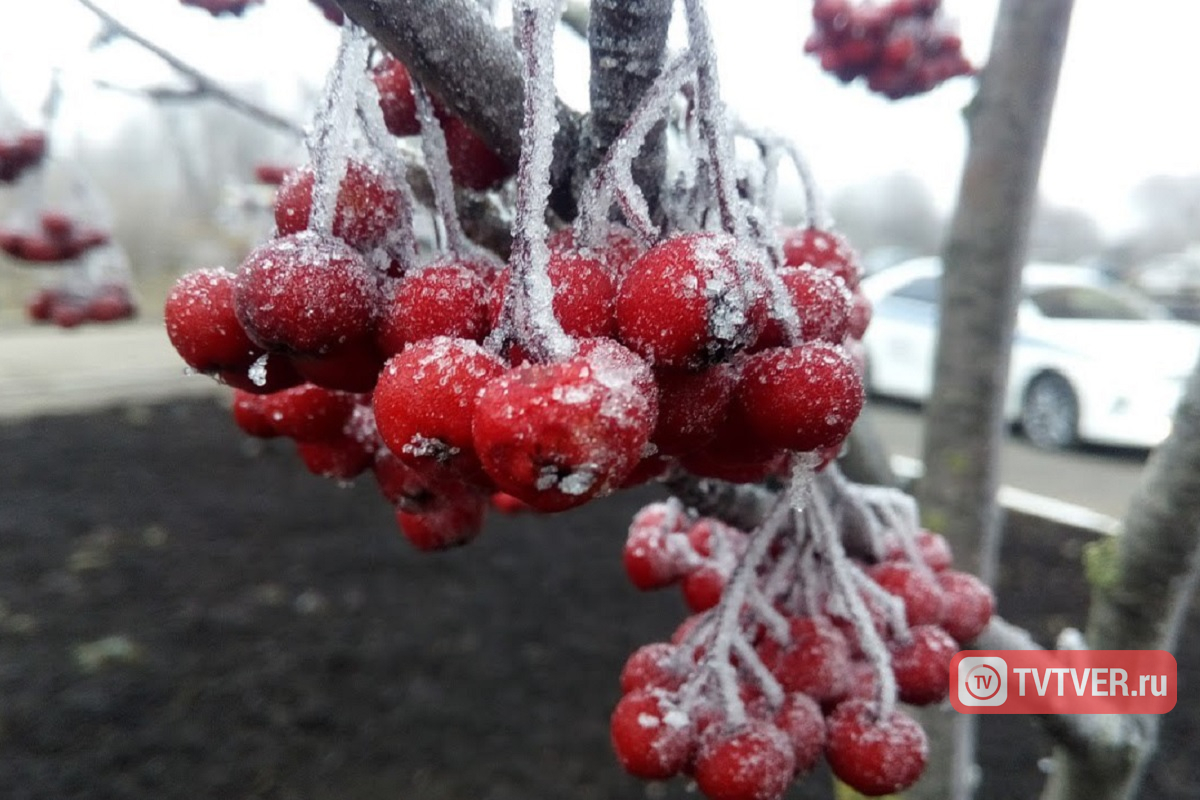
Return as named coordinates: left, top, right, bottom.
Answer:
left=441, top=114, right=512, bottom=191
left=234, top=232, right=381, bottom=357
left=650, top=364, right=736, bottom=456
left=616, top=232, right=764, bottom=369
left=296, top=435, right=374, bottom=480
left=825, top=699, right=928, bottom=796
left=682, top=566, right=727, bottom=613
left=372, top=56, right=420, bottom=137
left=274, top=161, right=404, bottom=249
left=780, top=227, right=861, bottom=289
left=884, top=529, right=954, bottom=571
left=291, top=338, right=386, bottom=393
left=259, top=383, right=356, bottom=442
left=890, top=624, right=958, bottom=705
left=231, top=390, right=279, bottom=438
left=395, top=495, right=487, bottom=551
left=373, top=337, right=506, bottom=480
left=472, top=340, right=656, bottom=511
left=757, top=616, right=852, bottom=702
left=488, top=249, right=616, bottom=340
left=694, top=720, right=795, bottom=800
left=623, top=502, right=690, bottom=590
left=868, top=562, right=946, bottom=627
left=620, top=642, right=685, bottom=694
left=755, top=266, right=852, bottom=348
left=937, top=570, right=995, bottom=643
left=218, top=352, right=304, bottom=395
left=735, top=343, right=864, bottom=452
left=773, top=692, right=826, bottom=774
left=378, top=262, right=490, bottom=355
left=610, top=690, right=692, bottom=780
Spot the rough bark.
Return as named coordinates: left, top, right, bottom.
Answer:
left=337, top=0, right=582, bottom=219
left=912, top=1, right=1075, bottom=798
left=575, top=0, right=673, bottom=215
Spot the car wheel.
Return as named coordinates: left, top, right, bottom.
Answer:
left=1020, top=373, right=1079, bottom=450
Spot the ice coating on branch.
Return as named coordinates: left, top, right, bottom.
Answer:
left=495, top=0, right=573, bottom=363
left=410, top=80, right=471, bottom=258
left=354, top=76, right=419, bottom=272
left=307, top=24, right=371, bottom=235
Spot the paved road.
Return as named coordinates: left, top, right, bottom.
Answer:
left=865, top=397, right=1148, bottom=520
left=0, top=322, right=1146, bottom=520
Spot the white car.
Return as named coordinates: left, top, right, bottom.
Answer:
left=860, top=257, right=1200, bottom=449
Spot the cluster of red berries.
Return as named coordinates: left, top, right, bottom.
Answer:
left=372, top=56, right=512, bottom=191
left=0, top=130, right=46, bottom=184
left=25, top=283, right=136, bottom=328
left=804, top=0, right=975, bottom=99
left=0, top=211, right=110, bottom=264
left=165, top=149, right=869, bottom=542
left=178, top=0, right=262, bottom=17
left=614, top=501, right=994, bottom=798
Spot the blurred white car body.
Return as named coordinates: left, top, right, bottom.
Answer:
left=859, top=257, right=1200, bottom=449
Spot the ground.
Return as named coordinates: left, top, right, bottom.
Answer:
left=0, top=396, right=1194, bottom=799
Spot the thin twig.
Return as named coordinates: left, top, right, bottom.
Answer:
left=75, top=0, right=304, bottom=137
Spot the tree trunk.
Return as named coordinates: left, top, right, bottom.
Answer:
left=912, top=1, right=1075, bottom=798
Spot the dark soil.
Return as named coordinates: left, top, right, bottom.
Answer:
left=0, top=397, right=1194, bottom=799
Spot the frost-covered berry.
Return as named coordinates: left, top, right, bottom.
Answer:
left=441, top=114, right=512, bottom=190
left=890, top=624, right=958, bottom=705
left=256, top=383, right=357, bottom=442
left=616, top=232, right=764, bottom=369
left=378, top=262, right=490, bottom=355
left=757, top=616, right=852, bottom=702
left=488, top=247, right=617, bottom=340
left=394, top=494, right=487, bottom=551
left=824, top=699, right=928, bottom=797
left=373, top=337, right=506, bottom=481
left=650, top=364, right=737, bottom=456
left=755, top=266, right=853, bottom=348
left=779, top=226, right=862, bottom=289
left=620, top=642, right=685, bottom=694
left=682, top=566, right=727, bottom=613
left=937, top=570, right=995, bottom=643
left=274, top=160, right=404, bottom=250
left=165, top=268, right=261, bottom=373
left=735, top=343, right=864, bottom=453
left=773, top=692, right=826, bottom=774
left=234, top=231, right=381, bottom=357
left=231, top=390, right=279, bottom=438
left=623, top=502, right=690, bottom=590
left=610, top=689, right=692, bottom=780
left=291, top=338, right=386, bottom=394
left=868, top=562, right=947, bottom=627
left=372, top=55, right=421, bottom=137
left=693, top=720, right=796, bottom=800
left=296, top=435, right=374, bottom=480
left=472, top=340, right=657, bottom=511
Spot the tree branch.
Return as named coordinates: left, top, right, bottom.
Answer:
left=74, top=0, right=304, bottom=137
left=575, top=0, right=673, bottom=216
left=336, top=0, right=582, bottom=219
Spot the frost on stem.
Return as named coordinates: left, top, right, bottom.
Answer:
left=355, top=76, right=419, bottom=272
left=488, top=0, right=573, bottom=363
left=307, top=23, right=371, bottom=236
left=410, top=80, right=470, bottom=258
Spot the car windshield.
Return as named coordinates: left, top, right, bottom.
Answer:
left=1025, top=284, right=1169, bottom=321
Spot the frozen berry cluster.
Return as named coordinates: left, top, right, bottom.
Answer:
left=614, top=500, right=994, bottom=798
left=178, top=0, right=262, bottom=17
left=0, top=130, right=47, bottom=184
left=0, top=211, right=110, bottom=264
left=804, top=0, right=975, bottom=99
left=25, top=283, right=135, bottom=328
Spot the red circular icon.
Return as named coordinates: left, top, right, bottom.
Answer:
left=965, top=664, right=1002, bottom=701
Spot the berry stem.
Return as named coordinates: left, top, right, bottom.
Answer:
left=308, top=23, right=370, bottom=236
left=410, top=80, right=471, bottom=259
left=490, top=0, right=574, bottom=363
left=805, top=461, right=899, bottom=719
left=354, top=80, right=420, bottom=273
left=574, top=49, right=700, bottom=250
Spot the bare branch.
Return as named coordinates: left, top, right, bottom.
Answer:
left=337, top=0, right=582, bottom=219
left=74, top=0, right=304, bottom=138
left=575, top=0, right=672, bottom=215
